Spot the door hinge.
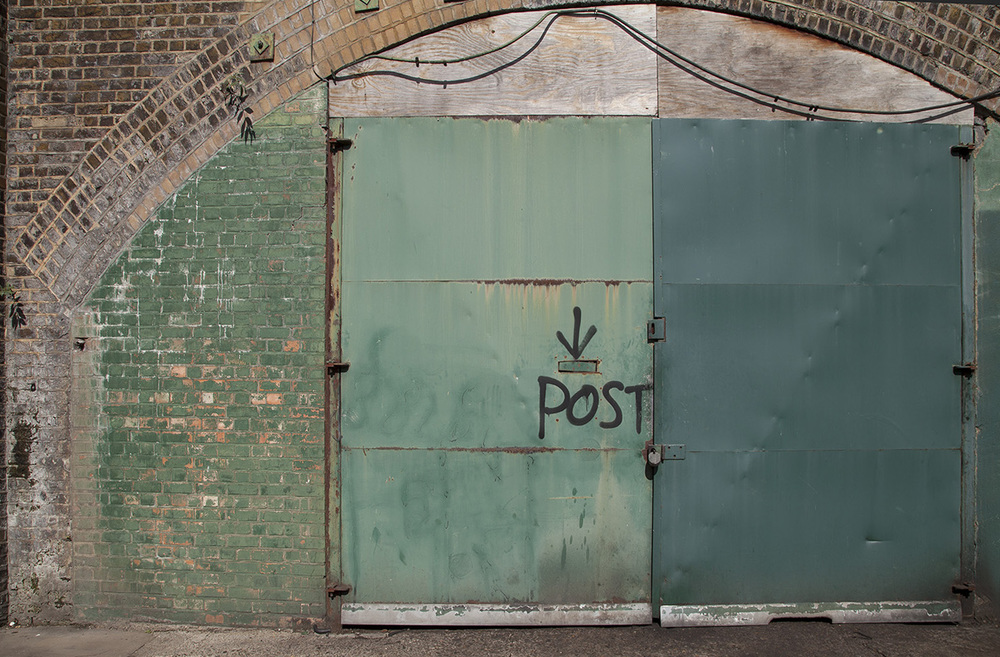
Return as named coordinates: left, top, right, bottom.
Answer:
left=329, top=138, right=353, bottom=153
left=953, top=362, right=976, bottom=377
left=327, top=583, right=352, bottom=598
left=952, top=582, right=975, bottom=597
left=327, top=361, right=350, bottom=376
left=647, top=317, right=665, bottom=343
left=951, top=143, right=974, bottom=159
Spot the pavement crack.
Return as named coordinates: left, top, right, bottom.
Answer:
left=852, top=629, right=891, bottom=657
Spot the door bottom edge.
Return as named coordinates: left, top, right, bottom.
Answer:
left=342, top=602, right=652, bottom=626
left=658, top=600, right=961, bottom=627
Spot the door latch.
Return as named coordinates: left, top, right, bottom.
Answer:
left=644, top=440, right=685, bottom=465
left=647, top=317, right=665, bottom=343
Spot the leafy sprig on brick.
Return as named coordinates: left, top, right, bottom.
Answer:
left=223, top=76, right=257, bottom=145
left=0, top=284, right=27, bottom=329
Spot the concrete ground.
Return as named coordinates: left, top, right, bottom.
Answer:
left=2, top=620, right=1000, bottom=657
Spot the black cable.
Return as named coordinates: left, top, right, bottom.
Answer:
left=331, top=10, right=847, bottom=121
left=332, top=13, right=560, bottom=88
left=577, top=10, right=849, bottom=121
left=594, top=9, right=999, bottom=118
left=329, top=8, right=998, bottom=123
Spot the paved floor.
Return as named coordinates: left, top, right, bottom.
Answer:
left=2, top=620, right=1000, bottom=657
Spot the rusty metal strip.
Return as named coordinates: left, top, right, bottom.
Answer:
left=342, top=603, right=652, bottom=626
left=659, top=601, right=961, bottom=627
left=324, top=117, right=346, bottom=630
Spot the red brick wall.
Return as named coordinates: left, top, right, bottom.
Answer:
left=7, top=0, right=265, bottom=234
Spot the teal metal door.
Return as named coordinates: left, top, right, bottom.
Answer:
left=338, top=117, right=655, bottom=625
left=651, top=120, right=965, bottom=624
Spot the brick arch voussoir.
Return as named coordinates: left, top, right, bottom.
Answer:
left=21, top=0, right=1000, bottom=310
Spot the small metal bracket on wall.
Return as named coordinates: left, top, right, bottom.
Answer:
left=249, top=32, right=275, bottom=62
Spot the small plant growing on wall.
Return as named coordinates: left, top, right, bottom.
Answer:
left=1, top=284, right=27, bottom=329
left=223, top=75, right=256, bottom=144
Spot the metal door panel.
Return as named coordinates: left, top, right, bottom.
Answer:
left=658, top=283, right=961, bottom=452
left=654, top=120, right=961, bottom=287
left=342, top=281, right=652, bottom=449
left=342, top=117, right=653, bottom=283
left=652, top=119, right=963, bottom=620
left=653, top=449, right=961, bottom=606
left=339, top=117, right=654, bottom=623
left=342, top=448, right=650, bottom=605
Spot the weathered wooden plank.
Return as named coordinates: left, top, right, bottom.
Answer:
left=328, top=6, right=657, bottom=117
left=656, top=7, right=972, bottom=124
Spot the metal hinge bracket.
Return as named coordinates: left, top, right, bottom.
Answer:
left=329, top=138, right=353, bottom=153
left=952, top=582, right=975, bottom=597
left=647, top=317, right=665, bottom=343
left=327, top=361, right=350, bottom=376
left=327, top=583, right=352, bottom=598
left=951, top=143, right=974, bottom=159
left=953, top=362, right=976, bottom=377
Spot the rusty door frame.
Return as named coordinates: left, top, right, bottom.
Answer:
left=959, top=123, right=976, bottom=617
left=324, top=118, right=349, bottom=629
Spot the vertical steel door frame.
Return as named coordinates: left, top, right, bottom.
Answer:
left=324, top=117, right=348, bottom=629
left=959, top=123, right=977, bottom=617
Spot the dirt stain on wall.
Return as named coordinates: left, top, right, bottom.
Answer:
left=10, top=419, right=35, bottom=479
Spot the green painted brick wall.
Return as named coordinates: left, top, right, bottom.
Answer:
left=977, top=120, right=1000, bottom=611
left=71, top=86, right=328, bottom=627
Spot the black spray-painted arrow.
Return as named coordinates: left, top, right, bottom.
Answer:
left=556, top=306, right=597, bottom=360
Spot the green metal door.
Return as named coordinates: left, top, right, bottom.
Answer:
left=338, top=117, right=654, bottom=625
left=651, top=120, right=965, bottom=625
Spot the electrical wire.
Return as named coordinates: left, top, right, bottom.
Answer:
left=330, top=10, right=843, bottom=120
left=328, top=8, right=999, bottom=123
left=332, top=14, right=564, bottom=90
left=364, top=12, right=552, bottom=66
left=595, top=9, right=999, bottom=119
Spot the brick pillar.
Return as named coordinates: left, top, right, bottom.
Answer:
left=0, top=0, right=9, bottom=627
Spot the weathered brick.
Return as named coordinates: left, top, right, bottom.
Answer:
left=72, top=88, right=327, bottom=626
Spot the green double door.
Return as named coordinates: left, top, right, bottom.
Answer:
left=337, top=117, right=965, bottom=625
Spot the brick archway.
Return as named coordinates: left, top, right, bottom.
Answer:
left=7, top=0, right=1000, bottom=623
left=11, top=0, right=1000, bottom=311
